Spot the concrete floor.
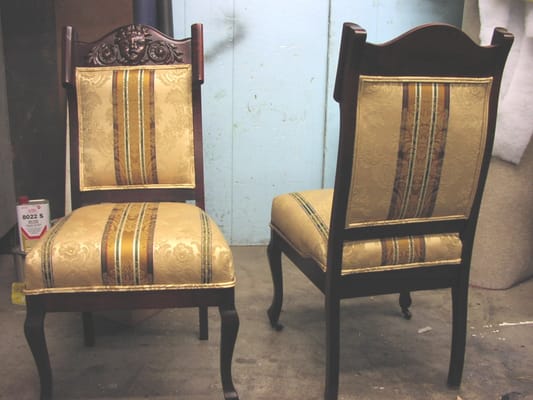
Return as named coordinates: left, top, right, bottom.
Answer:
left=0, top=247, right=532, bottom=400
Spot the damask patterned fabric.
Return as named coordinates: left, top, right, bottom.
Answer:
left=271, top=190, right=462, bottom=274
left=346, top=76, right=493, bottom=228
left=24, top=202, right=235, bottom=294
left=76, top=65, right=195, bottom=191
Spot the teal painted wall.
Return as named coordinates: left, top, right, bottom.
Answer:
left=173, top=0, right=464, bottom=244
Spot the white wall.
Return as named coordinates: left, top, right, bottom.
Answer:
left=173, top=0, right=464, bottom=244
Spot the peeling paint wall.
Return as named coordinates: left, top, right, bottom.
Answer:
left=173, top=0, right=464, bottom=244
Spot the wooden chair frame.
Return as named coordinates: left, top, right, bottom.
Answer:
left=24, top=23, right=239, bottom=400
left=267, top=23, right=513, bottom=400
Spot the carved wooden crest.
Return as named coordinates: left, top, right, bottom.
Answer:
left=87, top=24, right=184, bottom=66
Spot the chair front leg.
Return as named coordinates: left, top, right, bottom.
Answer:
left=447, top=281, right=468, bottom=387
left=325, top=295, right=340, bottom=400
left=219, top=303, right=240, bottom=400
left=82, top=311, right=95, bottom=346
left=199, top=306, right=208, bottom=340
left=267, top=234, right=284, bottom=330
left=24, top=298, right=52, bottom=400
left=399, top=291, right=412, bottom=320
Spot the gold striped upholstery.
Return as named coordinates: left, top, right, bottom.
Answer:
left=76, top=65, right=195, bottom=191
left=346, top=76, right=493, bottom=228
left=24, top=203, right=235, bottom=294
left=271, top=190, right=462, bottom=274
left=112, top=69, right=159, bottom=186
left=388, top=81, right=449, bottom=219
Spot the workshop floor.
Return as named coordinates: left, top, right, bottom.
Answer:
left=0, top=247, right=531, bottom=400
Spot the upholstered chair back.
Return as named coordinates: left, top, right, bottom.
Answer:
left=326, top=23, right=513, bottom=276
left=76, top=65, right=196, bottom=191
left=345, top=76, right=493, bottom=228
left=64, top=24, right=204, bottom=208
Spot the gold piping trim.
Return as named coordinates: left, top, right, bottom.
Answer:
left=358, top=75, right=493, bottom=84
left=341, top=258, right=462, bottom=275
left=76, top=65, right=192, bottom=73
left=24, top=278, right=236, bottom=295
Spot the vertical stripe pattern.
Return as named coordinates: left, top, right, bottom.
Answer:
left=200, top=211, right=213, bottom=284
left=388, top=82, right=450, bottom=219
left=113, top=69, right=158, bottom=186
left=101, top=203, right=158, bottom=285
left=380, top=236, right=426, bottom=266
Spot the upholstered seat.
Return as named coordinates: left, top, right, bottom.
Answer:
left=25, top=202, right=235, bottom=294
left=271, top=189, right=462, bottom=274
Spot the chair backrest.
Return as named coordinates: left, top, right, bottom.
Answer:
left=63, top=23, right=205, bottom=209
left=329, top=23, right=513, bottom=274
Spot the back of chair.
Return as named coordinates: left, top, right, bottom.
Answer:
left=329, top=23, right=513, bottom=274
left=63, top=24, right=205, bottom=209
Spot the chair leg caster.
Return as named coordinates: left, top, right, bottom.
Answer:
left=399, top=292, right=412, bottom=320
left=401, top=307, right=412, bottom=320
left=267, top=308, right=284, bottom=331
left=223, top=390, right=239, bottom=400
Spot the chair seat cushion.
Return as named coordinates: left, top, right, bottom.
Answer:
left=24, top=202, right=235, bottom=294
left=271, top=189, right=462, bottom=274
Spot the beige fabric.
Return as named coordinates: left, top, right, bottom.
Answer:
left=271, top=190, right=462, bottom=274
left=24, top=202, right=235, bottom=294
left=347, top=76, right=493, bottom=228
left=76, top=65, right=195, bottom=191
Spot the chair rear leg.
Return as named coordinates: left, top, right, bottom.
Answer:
left=82, top=312, right=95, bottom=346
left=266, top=236, right=284, bottom=330
left=24, top=300, right=52, bottom=400
left=325, top=295, right=341, bottom=400
left=199, top=306, right=208, bottom=340
left=447, top=282, right=468, bottom=387
left=219, top=303, right=240, bottom=400
left=399, top=291, right=412, bottom=320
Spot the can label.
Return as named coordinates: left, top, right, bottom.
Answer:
left=16, top=199, right=51, bottom=253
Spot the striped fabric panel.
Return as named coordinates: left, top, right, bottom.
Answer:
left=113, top=69, right=158, bottom=186
left=40, top=215, right=72, bottom=288
left=101, top=203, right=158, bottom=285
left=200, top=211, right=213, bottom=284
left=380, top=236, right=426, bottom=266
left=388, top=82, right=450, bottom=219
left=289, top=192, right=329, bottom=241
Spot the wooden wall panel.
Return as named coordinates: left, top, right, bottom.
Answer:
left=172, top=0, right=465, bottom=244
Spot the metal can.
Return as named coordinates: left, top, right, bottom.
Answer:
left=16, top=197, right=51, bottom=253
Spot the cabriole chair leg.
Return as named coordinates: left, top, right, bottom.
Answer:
left=24, top=301, right=52, bottom=400
left=267, top=239, right=284, bottom=330
left=219, top=303, right=240, bottom=400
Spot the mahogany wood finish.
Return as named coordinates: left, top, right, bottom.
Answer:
left=24, top=24, right=239, bottom=400
left=267, top=23, right=513, bottom=400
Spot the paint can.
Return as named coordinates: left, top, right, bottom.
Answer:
left=16, top=196, right=51, bottom=253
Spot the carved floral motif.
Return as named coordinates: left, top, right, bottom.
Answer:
left=87, top=25, right=184, bottom=66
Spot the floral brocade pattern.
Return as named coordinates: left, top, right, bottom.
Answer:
left=346, top=76, right=493, bottom=227
left=24, top=203, right=235, bottom=294
left=76, top=65, right=196, bottom=191
left=271, top=190, right=463, bottom=274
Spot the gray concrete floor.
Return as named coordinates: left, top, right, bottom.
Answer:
left=0, top=247, right=532, bottom=400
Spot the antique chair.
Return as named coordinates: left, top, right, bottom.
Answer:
left=267, top=23, right=513, bottom=399
left=23, top=23, right=239, bottom=400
